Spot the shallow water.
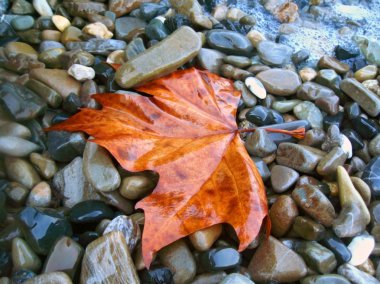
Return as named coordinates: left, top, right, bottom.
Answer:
left=221, top=0, right=380, bottom=62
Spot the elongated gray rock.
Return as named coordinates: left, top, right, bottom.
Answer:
left=0, top=136, right=39, bottom=157
left=340, top=78, right=380, bottom=117
left=116, top=26, right=202, bottom=88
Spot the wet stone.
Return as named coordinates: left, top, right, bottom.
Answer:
left=292, top=216, right=326, bottom=241
left=369, top=134, right=380, bottom=157
left=292, top=184, right=336, bottom=227
left=296, top=241, right=337, bottom=274
left=26, top=181, right=51, bottom=208
left=139, top=267, right=174, bottom=284
left=245, top=129, right=277, bottom=157
left=66, top=39, right=127, bottom=56
left=47, top=131, right=86, bottom=163
left=25, top=79, right=62, bottom=108
left=257, top=40, right=293, bottom=66
left=338, top=264, right=379, bottom=284
left=320, top=231, right=352, bottom=264
left=23, top=272, right=73, bottom=284
left=246, top=106, right=284, bottom=126
left=256, top=68, right=301, bottom=96
left=272, top=99, right=301, bottom=113
left=0, top=136, right=39, bottom=158
left=12, top=237, right=41, bottom=272
left=115, top=17, right=147, bottom=41
left=198, top=247, right=241, bottom=272
left=362, top=157, right=380, bottom=197
left=252, top=157, right=270, bottom=181
left=316, top=147, right=347, bottom=176
left=69, top=200, right=113, bottom=224
left=206, top=29, right=253, bottom=56
left=125, top=38, right=146, bottom=61
left=351, top=116, right=379, bottom=140
left=269, top=195, right=299, bottom=237
left=11, top=270, right=36, bottom=284
left=270, top=165, right=299, bottom=193
left=220, top=273, right=254, bottom=284
left=318, top=55, right=350, bottom=74
left=145, top=18, right=169, bottom=41
left=248, top=236, right=307, bottom=283
left=341, top=129, right=364, bottom=151
left=293, top=101, right=323, bottom=129
left=315, top=69, right=342, bottom=97
left=197, top=48, right=226, bottom=75
left=16, top=207, right=72, bottom=255
left=11, top=16, right=35, bottom=31
left=348, top=233, right=375, bottom=266
left=5, top=157, right=40, bottom=189
left=301, top=274, right=351, bottom=284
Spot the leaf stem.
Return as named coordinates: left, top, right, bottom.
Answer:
left=237, top=127, right=306, bottom=139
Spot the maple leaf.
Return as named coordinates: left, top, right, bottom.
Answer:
left=47, top=68, right=269, bottom=267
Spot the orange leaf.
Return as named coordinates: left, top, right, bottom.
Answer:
left=47, top=68, right=268, bottom=267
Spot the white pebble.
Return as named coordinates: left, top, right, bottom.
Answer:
left=27, top=181, right=52, bottom=207
left=341, top=134, right=353, bottom=159
left=245, top=77, right=267, bottom=99
left=33, top=0, right=53, bottom=16
left=68, top=64, right=95, bottom=82
left=348, top=233, right=375, bottom=266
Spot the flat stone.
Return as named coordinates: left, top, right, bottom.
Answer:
left=316, top=147, right=347, bottom=176
left=248, top=236, right=307, bottom=283
left=256, top=68, right=301, bottom=96
left=276, top=142, right=326, bottom=174
left=29, top=68, right=81, bottom=99
left=293, top=101, right=323, bottom=129
left=272, top=99, right=301, bottom=113
left=80, top=231, right=139, bottom=284
left=270, top=195, right=299, bottom=237
left=257, top=40, right=293, bottom=66
left=5, top=157, right=40, bottom=189
left=340, top=78, right=380, bottom=117
left=52, top=157, right=101, bottom=208
left=11, top=16, right=35, bottom=31
left=245, top=77, right=266, bottom=99
left=189, top=224, right=222, bottom=251
left=32, top=0, right=52, bottom=16
left=115, top=17, right=147, bottom=41
left=245, top=129, right=277, bottom=157
left=355, top=65, right=378, bottom=82
left=206, top=29, right=253, bottom=56
left=116, top=26, right=201, bottom=89
left=348, top=233, right=375, bottom=266
left=271, top=165, right=299, bottom=193
left=292, top=184, right=336, bottom=227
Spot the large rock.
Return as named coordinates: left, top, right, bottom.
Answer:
left=256, top=69, right=301, bottom=96
left=116, top=26, right=201, bottom=88
left=80, top=231, right=140, bottom=284
left=248, top=236, right=307, bottom=283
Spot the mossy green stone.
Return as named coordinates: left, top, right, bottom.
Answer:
left=16, top=207, right=72, bottom=255
left=16, top=29, right=41, bottom=45
left=116, top=26, right=201, bottom=89
left=69, top=200, right=113, bottom=224
left=25, top=79, right=62, bottom=108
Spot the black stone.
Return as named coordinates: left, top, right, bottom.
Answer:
left=351, top=116, right=379, bottom=140
left=106, top=73, right=121, bottom=93
left=51, top=113, right=70, bottom=125
left=69, top=200, right=114, bottom=224
left=198, top=247, right=241, bottom=272
left=0, top=82, right=46, bottom=121
left=219, top=20, right=251, bottom=35
left=16, top=207, right=73, bottom=255
left=93, top=62, right=114, bottom=85
left=164, top=14, right=191, bottom=33
left=145, top=18, right=169, bottom=41
left=12, top=270, right=36, bottom=284
left=63, top=93, right=82, bottom=115
left=47, top=131, right=86, bottom=162
left=23, top=119, right=47, bottom=151
left=0, top=223, right=22, bottom=251
left=323, top=112, right=344, bottom=131
left=342, top=129, right=364, bottom=151
left=206, top=29, right=253, bottom=56
left=0, top=250, right=11, bottom=277
left=139, top=266, right=174, bottom=284
left=0, top=190, right=5, bottom=225
left=334, top=44, right=360, bottom=60
left=362, top=157, right=380, bottom=197
left=344, top=102, right=361, bottom=120
left=292, top=49, right=310, bottom=64
left=77, top=231, right=100, bottom=247
left=246, top=106, right=284, bottom=126
left=319, top=231, right=351, bottom=264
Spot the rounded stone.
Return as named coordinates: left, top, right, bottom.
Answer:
left=269, top=195, right=299, bottom=237
left=256, top=69, right=302, bottom=96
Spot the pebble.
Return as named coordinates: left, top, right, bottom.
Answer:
left=32, top=0, right=52, bottom=16
left=270, top=165, right=299, bottom=193
left=115, top=17, right=147, bottom=41
left=66, top=39, right=126, bottom=56
left=348, top=233, right=375, bottom=266
left=12, top=237, right=41, bottom=272
left=245, top=129, right=277, bottom=157
left=292, top=216, right=325, bottom=241
left=351, top=176, right=371, bottom=206
left=338, top=264, right=380, bottom=284
left=295, top=241, right=337, bottom=274
left=82, top=22, right=113, bottom=39
left=340, top=78, right=380, bottom=117
left=80, top=231, right=139, bottom=284
left=248, top=236, right=307, bottom=282
left=0, top=122, right=31, bottom=139
left=299, top=67, right=318, bottom=82
left=256, top=68, right=302, bottom=96
left=206, top=29, right=253, bottom=56
left=116, top=26, right=201, bottom=88
left=220, top=273, right=254, bottom=284
left=67, top=64, right=95, bottom=82
left=0, top=137, right=39, bottom=157
left=60, top=26, right=82, bottom=44
left=198, top=247, right=241, bottom=272
left=196, top=48, right=225, bottom=75
left=245, top=77, right=266, bottom=99
left=333, top=166, right=370, bottom=237
left=158, top=239, right=197, bottom=284
left=51, top=15, right=71, bottom=32
left=272, top=99, right=301, bottom=113
left=369, top=134, right=380, bottom=156
left=69, top=200, right=113, bottom=224
left=276, top=142, right=326, bottom=174
left=292, top=184, right=336, bottom=227
left=301, top=274, right=351, bottom=284
left=103, top=215, right=141, bottom=253
left=316, top=146, right=347, bottom=176
left=52, top=157, right=101, bottom=208
left=5, top=157, right=40, bottom=189
left=257, top=40, right=293, bottom=66
left=26, top=181, right=51, bottom=208
left=318, top=55, right=350, bottom=74
left=293, top=101, right=323, bottom=129
left=11, top=16, right=34, bottom=31
left=43, top=236, right=83, bottom=278
left=246, top=106, right=284, bottom=126
left=354, top=65, right=378, bottom=82
left=47, top=131, right=86, bottom=162
left=269, top=195, right=299, bottom=237
left=189, top=224, right=222, bottom=251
